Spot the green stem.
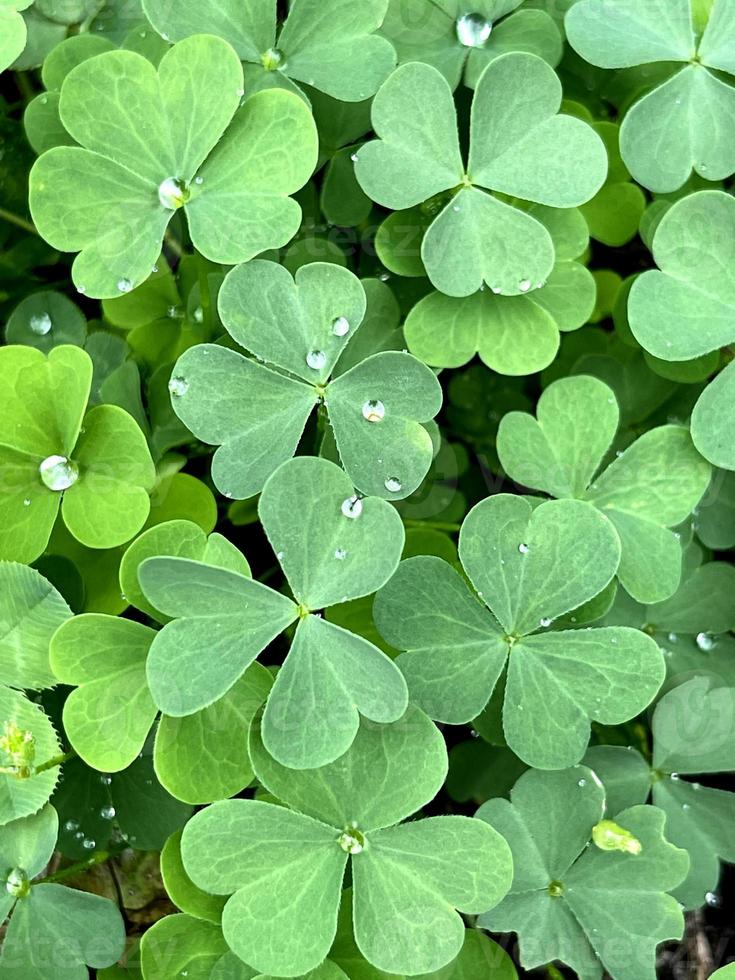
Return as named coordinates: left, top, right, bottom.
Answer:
left=13, top=71, right=36, bottom=105
left=196, top=251, right=213, bottom=330
left=404, top=519, right=461, bottom=532
left=40, top=850, right=113, bottom=885
left=546, top=966, right=565, bottom=980
left=0, top=207, right=38, bottom=235
left=35, top=749, right=76, bottom=775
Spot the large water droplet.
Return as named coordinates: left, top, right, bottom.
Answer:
left=261, top=47, right=285, bottom=71
left=384, top=476, right=402, bottom=493
left=100, top=805, right=116, bottom=820
left=456, top=12, right=492, bottom=47
left=82, top=838, right=96, bottom=851
left=306, top=349, right=327, bottom=371
left=332, top=315, right=350, bottom=337
left=158, top=176, right=189, bottom=210
left=39, top=455, right=79, bottom=492
left=341, top=496, right=363, bottom=519
left=705, top=891, right=720, bottom=907
left=518, top=542, right=529, bottom=554
left=518, top=279, right=532, bottom=292
left=696, top=631, right=716, bottom=651
left=168, top=376, right=189, bottom=397
left=362, top=399, right=385, bottom=422
left=540, top=617, right=552, bottom=628
left=29, top=312, right=52, bottom=336
left=117, top=278, right=133, bottom=294
left=5, top=868, right=30, bottom=899
left=338, top=827, right=366, bottom=854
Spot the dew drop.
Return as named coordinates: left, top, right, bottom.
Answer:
left=276, top=550, right=285, bottom=560
left=670, top=772, right=680, bottom=781
left=5, top=868, right=30, bottom=899
left=194, top=175, right=204, bottom=185
left=518, top=542, right=529, bottom=554
left=261, top=47, right=285, bottom=71
left=306, top=349, right=327, bottom=371
left=705, top=891, right=720, bottom=907
left=332, top=315, right=350, bottom=337
left=696, top=631, right=716, bottom=651
left=384, top=476, right=402, bottom=493
left=681, top=803, right=690, bottom=812
left=39, top=455, right=79, bottom=492
left=452, top=204, right=460, bottom=212
left=455, top=12, right=492, bottom=47
left=193, top=306, right=204, bottom=323
left=518, top=278, right=532, bottom=292
left=23, top=498, right=30, bottom=507
left=29, top=312, right=52, bottom=336
left=338, top=827, right=366, bottom=854
left=99, top=774, right=112, bottom=786
left=350, top=153, right=358, bottom=163
left=577, top=778, right=587, bottom=787
left=117, top=278, right=133, bottom=294
left=491, top=285, right=502, bottom=294
left=82, top=839, right=96, bottom=851
left=64, top=819, right=79, bottom=832
left=539, top=617, right=552, bottom=628
left=158, top=176, right=189, bottom=210
left=341, top=496, right=363, bottom=519
left=362, top=399, right=385, bottom=423
left=334, top=548, right=347, bottom=560
left=77, top=284, right=87, bottom=295
left=667, top=632, right=678, bottom=643
left=100, top=805, right=116, bottom=820
left=168, top=376, right=189, bottom=397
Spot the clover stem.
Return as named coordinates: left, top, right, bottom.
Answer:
left=0, top=207, right=38, bottom=235
left=545, top=966, right=565, bottom=980
left=13, top=72, right=36, bottom=105
left=40, top=848, right=117, bottom=885
left=404, top=519, right=461, bottom=533
left=35, top=749, right=76, bottom=774
left=196, top=250, right=213, bottom=331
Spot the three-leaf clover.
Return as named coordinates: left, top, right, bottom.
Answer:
left=355, top=53, right=607, bottom=296
left=0, top=345, right=155, bottom=564
left=136, top=457, right=409, bottom=769
left=566, top=0, right=735, bottom=191
left=477, top=766, right=689, bottom=980
left=29, top=34, right=318, bottom=297
left=170, top=261, right=443, bottom=500
left=380, top=0, right=562, bottom=89
left=374, top=493, right=666, bottom=769
left=142, top=0, right=396, bottom=102
left=628, top=190, right=735, bottom=471
left=403, top=205, right=596, bottom=374
left=0, top=805, right=126, bottom=979
left=182, top=706, right=513, bottom=976
left=496, top=375, right=712, bottom=601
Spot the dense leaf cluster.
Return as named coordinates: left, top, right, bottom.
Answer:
left=1, top=1, right=735, bottom=978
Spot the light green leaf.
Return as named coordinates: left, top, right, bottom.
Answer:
left=140, top=914, right=229, bottom=980
left=50, top=614, right=157, bottom=772
left=160, top=830, right=227, bottom=923
left=0, top=1, right=31, bottom=73
left=5, top=291, right=86, bottom=352
left=565, top=0, right=695, bottom=68
left=258, top=456, right=404, bottom=610
left=0, top=562, right=71, bottom=691
left=142, top=0, right=275, bottom=61
left=0, top=689, right=61, bottom=826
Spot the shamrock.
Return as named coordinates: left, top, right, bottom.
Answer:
left=496, top=375, right=711, bottom=601
left=628, top=190, right=735, bottom=471
left=0, top=345, right=155, bottom=564
left=566, top=0, right=735, bottom=191
left=0, top=1, right=32, bottom=73
left=140, top=914, right=237, bottom=979
left=136, top=457, right=409, bottom=769
left=182, top=706, right=513, bottom=976
left=355, top=53, right=607, bottom=297
left=380, top=0, right=562, bottom=89
left=4, top=289, right=86, bottom=351
left=0, top=687, right=61, bottom=826
left=170, top=261, right=443, bottom=500
left=29, top=34, right=318, bottom=298
left=585, top=675, right=735, bottom=910
left=374, top=494, right=666, bottom=769
left=0, top=561, right=71, bottom=692
left=0, top=806, right=125, bottom=980
left=142, top=0, right=396, bottom=102
left=403, top=205, right=596, bottom=375
left=477, top=766, right=689, bottom=980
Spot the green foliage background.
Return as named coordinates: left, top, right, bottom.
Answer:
left=1, top=1, right=735, bottom=978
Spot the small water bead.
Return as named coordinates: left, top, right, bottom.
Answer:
left=384, top=476, right=402, bottom=493
left=158, top=176, right=189, bottom=210
left=681, top=803, right=690, bottom=812
left=99, top=774, right=112, bottom=786
left=64, top=819, right=79, bottom=832
left=577, top=778, right=587, bottom=787
left=29, top=312, right=52, bottom=336
left=117, top=278, right=133, bottom=294
left=456, top=12, right=492, bottom=47
left=332, top=315, right=350, bottom=337
left=261, top=47, right=285, bottom=71
left=705, top=891, right=720, bottom=907
left=82, top=839, right=96, bottom=851
left=696, top=631, right=716, bottom=651
left=276, top=551, right=285, bottom=560
left=39, top=455, right=79, bottom=492
left=350, top=153, right=358, bottom=163
left=100, top=805, right=116, bottom=820
left=23, top=499, right=30, bottom=507
left=518, top=543, right=529, bottom=554
left=168, top=376, right=189, bottom=397
left=6, top=868, right=30, bottom=899
left=539, top=617, right=552, bottom=628
left=193, top=306, right=204, bottom=324
left=334, top=548, right=347, bottom=560
left=341, top=496, right=363, bottom=520
left=667, top=632, right=678, bottom=643
left=491, top=285, right=502, bottom=294
left=362, top=399, right=385, bottom=423
left=77, top=285, right=87, bottom=295
left=306, top=349, right=327, bottom=371
left=518, top=279, right=532, bottom=292
left=194, top=176, right=204, bottom=185
left=338, top=827, right=367, bottom=854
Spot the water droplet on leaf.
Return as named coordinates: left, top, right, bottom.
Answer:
left=362, top=399, right=385, bottom=422
left=39, top=455, right=79, bottom=492
left=518, top=279, right=532, bottom=292
left=100, top=805, right=116, bottom=820
left=341, top=496, right=363, bottom=519
left=306, top=349, right=327, bottom=371
left=696, top=632, right=716, bottom=651
left=168, top=376, right=189, bottom=397
left=117, top=278, right=133, bottom=294
left=384, top=476, right=402, bottom=493
left=332, top=315, right=350, bottom=337
left=29, top=312, right=52, bottom=335
left=455, top=12, right=492, bottom=47
left=158, top=176, right=189, bottom=210
left=518, top=543, right=529, bottom=554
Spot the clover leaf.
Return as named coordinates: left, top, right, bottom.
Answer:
left=4, top=289, right=86, bottom=351
left=181, top=706, right=512, bottom=976
left=0, top=1, right=32, bottom=72
left=0, top=805, right=126, bottom=980
left=29, top=35, right=318, bottom=298
left=355, top=54, right=607, bottom=297
left=477, top=766, right=689, bottom=980
left=403, top=206, right=595, bottom=374
left=566, top=0, right=735, bottom=191
left=140, top=914, right=234, bottom=979
left=374, top=494, right=666, bottom=769
left=496, top=375, right=711, bottom=601
left=0, top=345, right=155, bottom=563
left=628, top=190, right=735, bottom=470
left=137, top=456, right=408, bottom=769
left=171, top=261, right=442, bottom=500
left=380, top=0, right=562, bottom=89
left=142, top=0, right=396, bottom=102
left=0, top=687, right=61, bottom=826
left=0, top=561, right=71, bottom=691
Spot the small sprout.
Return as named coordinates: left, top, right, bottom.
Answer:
left=592, top=820, right=642, bottom=856
left=0, top=721, right=36, bottom=778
